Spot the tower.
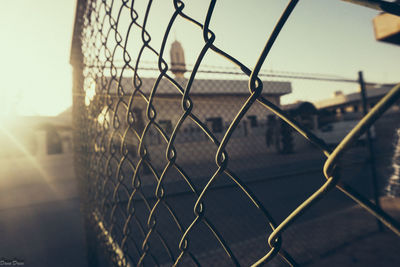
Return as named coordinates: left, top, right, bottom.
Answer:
left=170, top=40, right=186, bottom=78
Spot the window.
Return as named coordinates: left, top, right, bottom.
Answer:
left=46, top=128, right=62, bottom=155
left=206, top=117, right=223, bottom=133
left=132, top=108, right=144, bottom=133
left=247, top=115, right=258, bottom=127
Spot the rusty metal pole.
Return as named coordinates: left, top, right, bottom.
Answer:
left=358, top=71, right=384, bottom=231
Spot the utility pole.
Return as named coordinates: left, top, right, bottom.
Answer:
left=358, top=71, right=384, bottom=231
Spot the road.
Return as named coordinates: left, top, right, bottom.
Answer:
left=0, top=141, right=394, bottom=267
left=92, top=144, right=393, bottom=266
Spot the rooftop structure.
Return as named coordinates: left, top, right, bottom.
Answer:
left=315, top=83, right=396, bottom=110
left=97, top=40, right=292, bottom=98
left=104, top=76, right=292, bottom=97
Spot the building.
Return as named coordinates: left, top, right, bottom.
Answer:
left=0, top=113, right=73, bottom=158
left=87, top=41, right=293, bottom=167
left=314, top=83, right=400, bottom=125
left=307, top=84, right=400, bottom=147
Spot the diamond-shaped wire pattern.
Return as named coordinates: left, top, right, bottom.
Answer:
left=70, top=1, right=400, bottom=266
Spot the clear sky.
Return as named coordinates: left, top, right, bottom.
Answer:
left=0, top=0, right=76, bottom=117
left=0, top=0, right=399, bottom=117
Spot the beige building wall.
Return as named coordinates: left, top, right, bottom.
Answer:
left=90, top=94, right=285, bottom=169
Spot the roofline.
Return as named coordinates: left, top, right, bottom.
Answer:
left=315, top=83, right=397, bottom=109
left=151, top=92, right=288, bottom=97
left=100, top=92, right=288, bottom=98
left=100, top=77, right=292, bottom=96
left=317, top=94, right=388, bottom=110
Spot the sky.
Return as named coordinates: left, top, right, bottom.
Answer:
left=0, top=0, right=76, bottom=117
left=0, top=0, right=399, bottom=117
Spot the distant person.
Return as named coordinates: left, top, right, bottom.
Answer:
left=386, top=129, right=400, bottom=197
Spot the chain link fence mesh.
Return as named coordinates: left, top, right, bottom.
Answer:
left=70, top=0, right=400, bottom=266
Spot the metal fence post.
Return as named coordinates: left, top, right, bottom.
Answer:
left=70, top=1, right=99, bottom=266
left=358, top=71, right=384, bottom=231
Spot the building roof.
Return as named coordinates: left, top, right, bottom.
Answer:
left=102, top=77, right=292, bottom=96
left=9, top=115, right=72, bottom=130
left=56, top=107, right=72, bottom=124
left=314, top=83, right=396, bottom=109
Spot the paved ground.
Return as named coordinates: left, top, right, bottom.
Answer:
left=295, top=196, right=400, bottom=267
left=174, top=197, right=400, bottom=266
left=1, top=143, right=399, bottom=266
left=0, top=154, right=87, bottom=267
left=91, top=143, right=400, bottom=266
left=0, top=199, right=87, bottom=267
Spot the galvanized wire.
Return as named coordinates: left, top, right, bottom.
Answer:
left=71, top=0, right=400, bottom=266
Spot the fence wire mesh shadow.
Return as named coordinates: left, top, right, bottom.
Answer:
left=70, top=1, right=400, bottom=266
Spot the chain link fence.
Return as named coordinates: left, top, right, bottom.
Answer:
left=70, top=1, right=400, bottom=266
